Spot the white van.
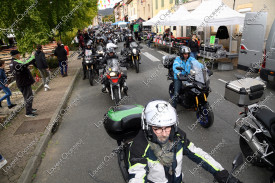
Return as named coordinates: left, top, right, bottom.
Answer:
left=237, top=12, right=275, bottom=84
left=260, top=20, right=275, bottom=84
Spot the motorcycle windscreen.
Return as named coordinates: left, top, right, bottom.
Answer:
left=130, top=42, right=139, bottom=48
left=85, top=50, right=93, bottom=60
left=191, top=60, right=209, bottom=84
left=107, top=58, right=120, bottom=71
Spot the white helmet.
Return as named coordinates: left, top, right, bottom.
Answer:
left=141, top=100, right=178, bottom=131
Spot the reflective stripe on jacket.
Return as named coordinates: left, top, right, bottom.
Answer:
left=128, top=129, right=224, bottom=183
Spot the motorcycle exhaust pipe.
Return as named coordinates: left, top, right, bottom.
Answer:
left=241, top=125, right=265, bottom=155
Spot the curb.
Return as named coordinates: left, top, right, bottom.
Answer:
left=17, top=67, right=81, bottom=183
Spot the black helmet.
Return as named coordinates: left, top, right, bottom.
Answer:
left=179, top=46, right=191, bottom=60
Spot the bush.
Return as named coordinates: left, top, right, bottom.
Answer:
left=31, top=67, right=41, bottom=78
left=47, top=56, right=59, bottom=69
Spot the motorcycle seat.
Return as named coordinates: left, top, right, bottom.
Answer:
left=254, top=108, right=275, bottom=139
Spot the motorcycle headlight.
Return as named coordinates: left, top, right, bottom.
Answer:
left=132, top=49, right=137, bottom=55
left=110, top=72, right=116, bottom=77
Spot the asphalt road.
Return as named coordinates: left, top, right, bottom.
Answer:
left=33, top=42, right=275, bottom=183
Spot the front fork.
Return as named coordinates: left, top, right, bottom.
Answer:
left=132, top=55, right=139, bottom=64
left=110, top=84, right=121, bottom=100
left=195, top=93, right=207, bottom=111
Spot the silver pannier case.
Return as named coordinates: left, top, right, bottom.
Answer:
left=224, top=78, right=266, bottom=107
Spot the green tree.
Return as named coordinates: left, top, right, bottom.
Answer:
left=0, top=0, right=98, bottom=53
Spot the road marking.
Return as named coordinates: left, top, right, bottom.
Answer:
left=157, top=51, right=169, bottom=56
left=218, top=79, right=227, bottom=83
left=142, top=52, right=160, bottom=62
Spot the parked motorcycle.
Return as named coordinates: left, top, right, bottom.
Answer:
left=163, top=55, right=214, bottom=128
left=224, top=78, right=275, bottom=170
left=102, top=58, right=128, bottom=105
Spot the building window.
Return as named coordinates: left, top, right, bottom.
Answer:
left=170, top=0, right=173, bottom=4
left=155, top=0, right=158, bottom=9
left=162, top=0, right=164, bottom=7
left=148, top=4, right=150, bottom=12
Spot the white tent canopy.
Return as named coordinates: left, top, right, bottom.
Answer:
left=143, top=9, right=169, bottom=26
left=158, top=6, right=191, bottom=26
left=177, top=0, right=245, bottom=26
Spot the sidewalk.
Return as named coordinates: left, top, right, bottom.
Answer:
left=0, top=52, right=81, bottom=183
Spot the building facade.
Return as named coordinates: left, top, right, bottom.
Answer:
left=138, top=0, right=153, bottom=21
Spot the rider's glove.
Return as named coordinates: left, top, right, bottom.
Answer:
left=214, top=170, right=242, bottom=183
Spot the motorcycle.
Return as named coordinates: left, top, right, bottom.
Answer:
left=121, top=42, right=142, bottom=73
left=224, top=78, right=275, bottom=170
left=102, top=105, right=243, bottom=183
left=102, top=58, right=128, bottom=105
left=83, top=49, right=98, bottom=86
left=163, top=55, right=214, bottom=128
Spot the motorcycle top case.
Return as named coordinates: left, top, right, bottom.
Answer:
left=104, top=105, right=144, bottom=141
left=224, top=78, right=266, bottom=107
left=162, top=54, right=177, bottom=69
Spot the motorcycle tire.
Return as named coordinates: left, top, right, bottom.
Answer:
left=196, top=102, right=214, bottom=128
left=113, top=87, right=120, bottom=105
left=134, top=58, right=139, bottom=73
left=89, top=69, right=94, bottom=86
left=117, top=145, right=129, bottom=183
left=239, top=125, right=275, bottom=169
left=169, top=82, right=175, bottom=98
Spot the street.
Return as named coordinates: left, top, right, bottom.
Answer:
left=33, top=42, right=274, bottom=183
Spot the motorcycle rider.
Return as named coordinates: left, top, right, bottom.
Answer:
left=121, top=34, right=135, bottom=57
left=82, top=40, right=95, bottom=80
left=107, top=35, right=114, bottom=44
left=128, top=100, right=242, bottom=183
left=101, top=47, right=118, bottom=93
left=172, top=46, right=200, bottom=109
left=125, top=34, right=134, bottom=48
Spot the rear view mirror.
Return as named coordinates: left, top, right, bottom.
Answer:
left=207, top=70, right=213, bottom=76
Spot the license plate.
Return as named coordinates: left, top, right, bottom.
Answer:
left=99, top=57, right=102, bottom=59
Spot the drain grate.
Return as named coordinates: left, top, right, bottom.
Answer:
left=14, top=118, right=51, bottom=135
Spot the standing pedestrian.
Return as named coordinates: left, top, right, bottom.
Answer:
left=35, top=45, right=51, bottom=91
left=0, top=60, right=17, bottom=109
left=147, top=32, right=151, bottom=48
left=77, top=30, right=84, bottom=59
left=10, top=50, right=37, bottom=117
left=54, top=41, right=68, bottom=77
left=188, top=34, right=200, bottom=59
